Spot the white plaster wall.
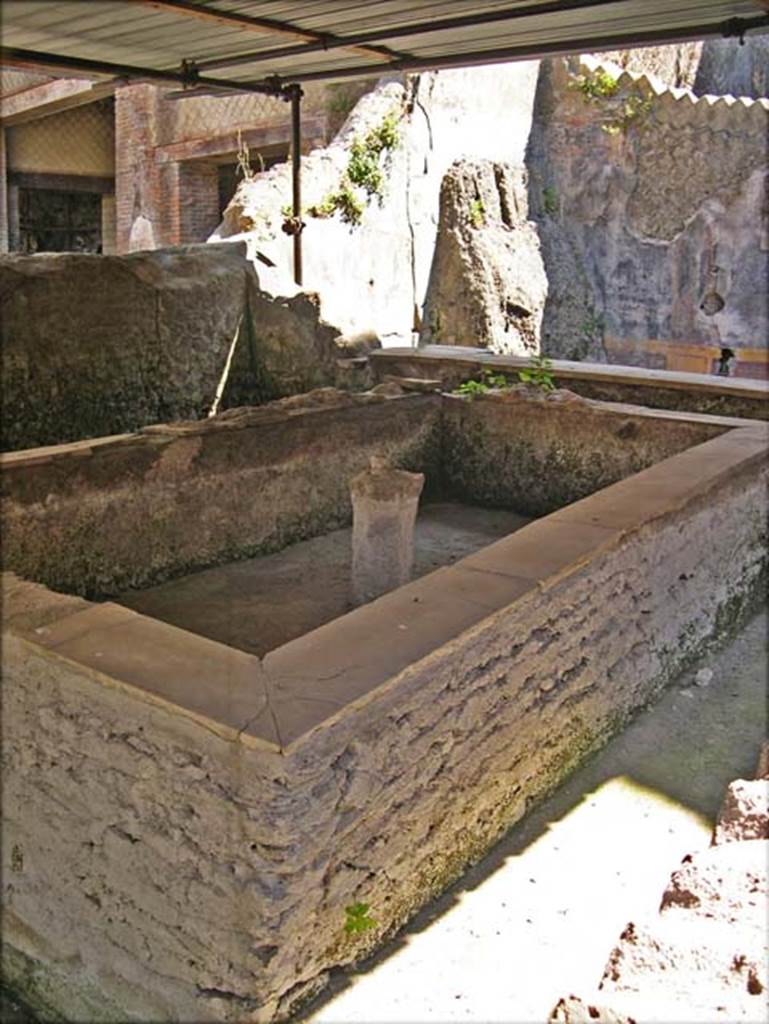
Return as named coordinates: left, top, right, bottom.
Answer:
left=210, top=63, right=540, bottom=343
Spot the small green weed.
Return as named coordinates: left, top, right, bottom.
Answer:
left=601, top=91, right=653, bottom=136
left=469, top=198, right=486, bottom=228
left=344, top=902, right=377, bottom=934
left=580, top=309, right=605, bottom=344
left=570, top=67, right=651, bottom=136
left=542, top=185, right=559, bottom=217
left=454, top=368, right=508, bottom=399
left=518, top=354, right=555, bottom=391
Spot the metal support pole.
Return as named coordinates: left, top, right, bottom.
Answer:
left=290, top=84, right=303, bottom=287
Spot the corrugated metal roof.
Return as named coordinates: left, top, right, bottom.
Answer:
left=1, top=0, right=767, bottom=96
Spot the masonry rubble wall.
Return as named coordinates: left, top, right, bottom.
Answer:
left=526, top=56, right=769, bottom=373
left=2, top=423, right=766, bottom=1023
left=0, top=242, right=346, bottom=452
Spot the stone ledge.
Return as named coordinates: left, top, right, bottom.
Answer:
left=372, top=347, right=769, bottom=402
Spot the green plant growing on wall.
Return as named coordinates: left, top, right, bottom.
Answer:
left=580, top=308, right=605, bottom=347
left=453, top=368, right=509, bottom=399
left=344, top=902, right=377, bottom=934
left=571, top=67, right=619, bottom=100
left=542, top=185, right=559, bottom=217
left=600, top=89, right=653, bottom=136
left=518, top=354, right=555, bottom=391
left=469, top=198, right=486, bottom=228
left=309, top=110, right=401, bottom=227
left=570, top=67, right=652, bottom=136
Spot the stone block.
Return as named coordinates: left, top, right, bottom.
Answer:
left=350, top=456, right=424, bottom=605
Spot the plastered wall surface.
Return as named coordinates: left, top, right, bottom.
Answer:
left=1, top=387, right=740, bottom=600
left=2, top=420, right=767, bottom=1023
left=527, top=57, right=769, bottom=370
left=439, top=390, right=732, bottom=515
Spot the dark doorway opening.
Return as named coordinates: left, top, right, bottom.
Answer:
left=18, top=188, right=102, bottom=254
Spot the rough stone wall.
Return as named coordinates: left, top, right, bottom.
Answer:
left=598, top=43, right=703, bottom=89
left=419, top=160, right=547, bottom=353
left=693, top=34, right=769, bottom=100
left=0, top=392, right=440, bottom=595
left=3, top=430, right=766, bottom=1023
left=526, top=56, right=769, bottom=368
left=211, top=63, right=541, bottom=343
left=0, top=242, right=344, bottom=451
left=1, top=596, right=293, bottom=1024
left=440, top=390, right=729, bottom=515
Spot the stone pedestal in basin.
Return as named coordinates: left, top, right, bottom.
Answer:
left=350, top=456, right=425, bottom=605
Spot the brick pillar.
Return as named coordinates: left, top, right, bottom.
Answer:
left=0, top=129, right=8, bottom=253
left=115, top=84, right=161, bottom=252
left=101, top=195, right=117, bottom=254
left=177, top=161, right=221, bottom=243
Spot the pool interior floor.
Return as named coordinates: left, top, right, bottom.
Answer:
left=116, top=501, right=532, bottom=657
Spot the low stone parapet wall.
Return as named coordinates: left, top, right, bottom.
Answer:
left=0, top=390, right=440, bottom=596
left=372, top=345, right=769, bottom=420
left=2, top=419, right=766, bottom=1022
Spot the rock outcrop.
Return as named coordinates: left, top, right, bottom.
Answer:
left=419, top=159, right=547, bottom=354
left=210, top=64, right=541, bottom=343
left=0, top=243, right=343, bottom=451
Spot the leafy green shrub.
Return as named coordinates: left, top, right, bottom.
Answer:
left=310, top=110, right=401, bottom=227
left=570, top=67, right=652, bottom=136
left=453, top=368, right=508, bottom=399
left=571, top=68, right=619, bottom=100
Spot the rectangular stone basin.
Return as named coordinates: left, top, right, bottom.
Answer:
left=2, top=386, right=766, bottom=1023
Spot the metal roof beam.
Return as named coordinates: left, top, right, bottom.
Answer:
left=271, top=13, right=769, bottom=85
left=139, top=0, right=408, bottom=66
left=195, top=0, right=618, bottom=73
left=0, top=46, right=286, bottom=96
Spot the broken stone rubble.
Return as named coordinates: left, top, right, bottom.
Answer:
left=548, top=744, right=769, bottom=1023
